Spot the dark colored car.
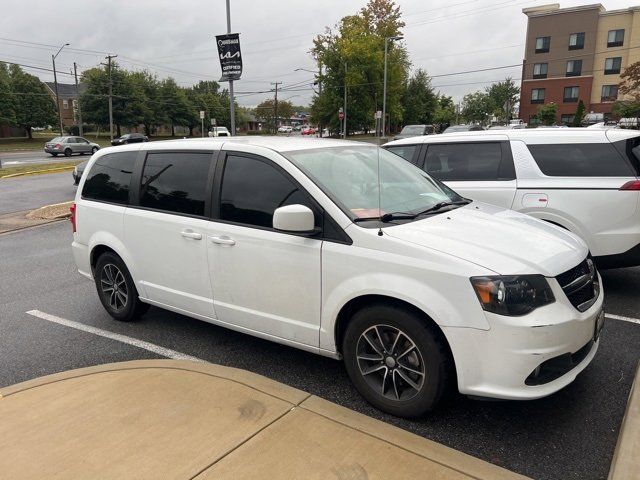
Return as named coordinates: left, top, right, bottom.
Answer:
left=72, top=160, right=89, bottom=185
left=442, top=124, right=484, bottom=134
left=111, top=133, right=148, bottom=146
left=393, top=124, right=436, bottom=141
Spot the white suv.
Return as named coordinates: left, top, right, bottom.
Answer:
left=385, top=129, right=640, bottom=268
left=71, top=138, right=604, bottom=417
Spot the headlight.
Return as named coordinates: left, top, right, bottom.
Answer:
left=470, top=275, right=555, bottom=316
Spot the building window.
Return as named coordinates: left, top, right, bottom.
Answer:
left=63, top=99, right=69, bottom=109
left=561, top=114, right=575, bottom=125
left=601, top=85, right=618, bottom=102
left=533, top=63, right=548, bottom=79
left=608, top=29, right=625, bottom=47
left=569, top=32, right=585, bottom=50
left=563, top=86, right=579, bottom=103
left=531, top=88, right=545, bottom=104
left=566, top=60, right=582, bottom=76
left=535, top=36, right=550, bottom=53
left=604, top=57, right=622, bottom=74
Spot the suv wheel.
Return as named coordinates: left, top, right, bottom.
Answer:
left=64, top=148, right=72, bottom=157
left=342, top=305, right=452, bottom=417
left=94, top=252, right=149, bottom=322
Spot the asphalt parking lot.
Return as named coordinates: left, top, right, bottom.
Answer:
left=0, top=219, right=638, bottom=480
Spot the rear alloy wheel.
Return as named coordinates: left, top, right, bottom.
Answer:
left=64, top=148, right=72, bottom=157
left=343, top=305, right=452, bottom=417
left=94, top=252, right=149, bottom=322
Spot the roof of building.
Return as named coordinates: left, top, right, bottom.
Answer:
left=44, top=82, right=86, bottom=98
left=523, top=3, right=604, bottom=17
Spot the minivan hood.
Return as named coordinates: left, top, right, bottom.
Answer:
left=383, top=203, right=587, bottom=276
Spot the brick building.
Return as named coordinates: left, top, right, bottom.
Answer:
left=520, top=3, right=640, bottom=125
left=44, top=82, right=85, bottom=128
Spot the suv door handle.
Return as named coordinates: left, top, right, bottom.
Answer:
left=209, top=235, right=236, bottom=246
left=181, top=229, right=202, bottom=240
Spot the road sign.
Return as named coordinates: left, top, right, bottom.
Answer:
left=211, top=118, right=217, bottom=126
left=199, top=111, right=205, bottom=119
left=375, top=110, right=382, bottom=119
left=339, top=108, right=344, bottom=120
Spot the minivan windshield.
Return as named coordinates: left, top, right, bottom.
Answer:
left=286, top=146, right=465, bottom=221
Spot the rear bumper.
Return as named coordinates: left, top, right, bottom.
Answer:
left=595, top=242, right=640, bottom=269
left=72, top=240, right=92, bottom=280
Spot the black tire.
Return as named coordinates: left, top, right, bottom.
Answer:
left=94, top=252, right=150, bottom=322
left=64, top=148, right=72, bottom=157
left=342, top=304, right=453, bottom=418
left=51, top=153, right=58, bottom=157
left=91, top=146, right=99, bottom=154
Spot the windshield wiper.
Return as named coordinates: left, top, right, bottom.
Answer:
left=352, top=200, right=471, bottom=224
left=415, top=199, right=471, bottom=216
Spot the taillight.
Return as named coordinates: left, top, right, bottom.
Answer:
left=55, top=143, right=62, bottom=149
left=619, top=180, right=640, bottom=190
left=70, top=203, right=77, bottom=233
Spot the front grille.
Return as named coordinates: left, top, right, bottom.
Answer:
left=556, top=258, right=599, bottom=312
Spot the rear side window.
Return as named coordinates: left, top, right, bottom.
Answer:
left=423, top=143, right=512, bottom=181
left=528, top=143, right=636, bottom=177
left=82, top=152, right=137, bottom=204
left=386, top=145, right=417, bottom=163
left=140, top=152, right=212, bottom=216
left=219, top=154, right=317, bottom=229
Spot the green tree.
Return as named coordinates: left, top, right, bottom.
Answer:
left=129, top=70, right=165, bottom=136
left=433, top=94, right=456, bottom=128
left=536, top=102, right=557, bottom=126
left=0, top=62, right=16, bottom=127
left=572, top=100, right=586, bottom=127
left=485, top=77, right=519, bottom=122
left=158, top=79, right=193, bottom=136
left=461, top=91, right=493, bottom=124
left=256, top=99, right=294, bottom=132
left=311, top=0, right=409, bottom=135
left=402, top=69, right=437, bottom=125
left=8, top=64, right=56, bottom=138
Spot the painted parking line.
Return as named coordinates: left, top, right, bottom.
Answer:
left=26, top=310, right=204, bottom=362
left=605, top=313, right=640, bottom=325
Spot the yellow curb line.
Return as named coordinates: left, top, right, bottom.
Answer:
left=0, top=165, right=75, bottom=179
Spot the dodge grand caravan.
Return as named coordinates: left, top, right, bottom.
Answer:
left=71, top=137, right=604, bottom=417
left=385, top=129, right=640, bottom=269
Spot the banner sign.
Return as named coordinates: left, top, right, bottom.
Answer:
left=216, top=33, right=242, bottom=81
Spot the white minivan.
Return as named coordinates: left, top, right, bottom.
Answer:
left=71, top=137, right=604, bottom=417
left=384, top=129, right=640, bottom=268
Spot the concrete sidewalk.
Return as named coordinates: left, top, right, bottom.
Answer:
left=0, top=359, right=528, bottom=479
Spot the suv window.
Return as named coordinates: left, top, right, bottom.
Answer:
left=423, top=143, right=513, bottom=181
left=386, top=145, right=418, bottom=163
left=528, top=143, right=636, bottom=177
left=82, top=152, right=137, bottom=204
left=139, top=152, right=212, bottom=216
left=219, top=154, right=318, bottom=229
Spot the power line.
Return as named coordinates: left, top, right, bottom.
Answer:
left=0, top=59, right=74, bottom=76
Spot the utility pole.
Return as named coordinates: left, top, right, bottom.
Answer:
left=343, top=62, right=347, bottom=139
left=226, top=0, right=236, bottom=135
left=271, top=82, right=282, bottom=134
left=52, top=43, right=69, bottom=136
left=105, top=54, right=117, bottom=141
left=73, top=62, right=83, bottom=137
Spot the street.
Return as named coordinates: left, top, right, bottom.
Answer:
left=0, top=150, right=77, bottom=167
left=0, top=171, right=75, bottom=214
left=1, top=219, right=638, bottom=480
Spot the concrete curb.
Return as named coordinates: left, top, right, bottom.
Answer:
left=608, top=361, right=640, bottom=479
left=26, top=201, right=73, bottom=220
left=0, top=359, right=529, bottom=480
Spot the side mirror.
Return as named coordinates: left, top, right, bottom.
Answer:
left=273, top=204, right=317, bottom=234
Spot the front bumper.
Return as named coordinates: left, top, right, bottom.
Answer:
left=444, top=274, right=604, bottom=400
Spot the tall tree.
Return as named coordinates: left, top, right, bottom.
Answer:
left=159, top=79, right=193, bottom=136
left=8, top=64, right=56, bottom=138
left=433, top=94, right=456, bottom=128
left=572, top=100, right=586, bottom=127
left=255, top=99, right=294, bottom=132
left=485, top=77, right=519, bottom=122
left=403, top=69, right=437, bottom=125
left=461, top=91, right=493, bottom=124
left=0, top=62, right=16, bottom=127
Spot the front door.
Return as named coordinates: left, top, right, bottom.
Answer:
left=206, top=152, right=322, bottom=347
left=124, top=150, right=217, bottom=318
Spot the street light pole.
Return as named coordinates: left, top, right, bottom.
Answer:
left=382, top=36, right=402, bottom=139
left=52, top=43, right=69, bottom=136
left=295, top=66, right=323, bottom=136
left=343, top=61, right=347, bottom=139
left=225, top=0, right=236, bottom=136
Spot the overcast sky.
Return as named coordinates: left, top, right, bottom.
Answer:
left=0, top=0, right=634, bottom=107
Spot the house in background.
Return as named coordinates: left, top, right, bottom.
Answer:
left=44, top=82, right=85, bottom=128
left=520, top=3, right=640, bottom=125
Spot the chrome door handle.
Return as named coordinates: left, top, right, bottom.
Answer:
left=180, top=229, right=202, bottom=240
left=209, top=235, right=236, bottom=246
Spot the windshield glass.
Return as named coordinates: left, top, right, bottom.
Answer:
left=285, top=146, right=463, bottom=220
left=400, top=125, right=424, bottom=135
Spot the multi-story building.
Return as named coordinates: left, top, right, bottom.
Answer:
left=520, top=3, right=640, bottom=125
left=44, top=82, right=84, bottom=128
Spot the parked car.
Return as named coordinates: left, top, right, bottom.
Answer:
left=111, top=133, right=148, bottom=146
left=208, top=127, right=231, bottom=137
left=384, top=129, right=640, bottom=268
left=301, top=126, right=316, bottom=135
left=393, top=124, right=436, bottom=141
left=442, top=124, right=484, bottom=133
left=44, top=136, right=100, bottom=157
left=278, top=126, right=293, bottom=134
left=71, top=137, right=603, bottom=417
left=72, top=160, right=89, bottom=185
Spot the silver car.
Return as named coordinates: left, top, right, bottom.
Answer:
left=44, top=136, right=100, bottom=157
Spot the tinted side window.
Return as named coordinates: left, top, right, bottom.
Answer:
left=386, top=145, right=417, bottom=163
left=82, top=152, right=136, bottom=204
left=424, top=143, right=505, bottom=181
left=219, top=155, right=317, bottom=229
left=528, top=143, right=635, bottom=177
left=140, top=152, right=212, bottom=216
